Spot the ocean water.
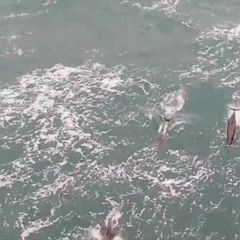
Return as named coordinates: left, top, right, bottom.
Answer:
left=0, top=0, right=240, bottom=239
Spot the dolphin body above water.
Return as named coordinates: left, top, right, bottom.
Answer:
left=226, top=107, right=239, bottom=145
left=99, top=214, right=121, bottom=240
left=100, top=221, right=115, bottom=240
left=154, top=116, right=172, bottom=151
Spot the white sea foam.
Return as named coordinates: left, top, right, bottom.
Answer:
left=179, top=24, right=240, bottom=88
left=3, top=13, right=29, bottom=21
left=0, top=174, right=13, bottom=188
left=132, top=0, right=182, bottom=15
left=199, top=25, right=240, bottom=43
left=127, top=0, right=193, bottom=27
left=0, top=61, right=225, bottom=239
left=160, top=88, right=186, bottom=119
left=43, top=0, right=57, bottom=6
left=0, top=62, right=154, bottom=238
left=20, top=217, right=58, bottom=240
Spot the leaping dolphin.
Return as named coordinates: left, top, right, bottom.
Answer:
left=100, top=214, right=121, bottom=240
left=226, top=107, right=240, bottom=145
left=154, top=116, right=172, bottom=151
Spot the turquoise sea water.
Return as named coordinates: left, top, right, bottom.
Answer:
left=1, top=0, right=240, bottom=239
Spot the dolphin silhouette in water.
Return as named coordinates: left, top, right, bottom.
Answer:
left=100, top=215, right=121, bottom=240
left=154, top=116, right=172, bottom=151
left=226, top=107, right=240, bottom=145
left=100, top=219, right=115, bottom=240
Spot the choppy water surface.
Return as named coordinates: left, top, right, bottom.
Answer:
left=0, top=0, right=240, bottom=240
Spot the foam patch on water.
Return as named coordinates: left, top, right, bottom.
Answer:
left=199, top=25, right=240, bottom=43
left=20, top=216, right=59, bottom=240
left=125, top=0, right=193, bottom=27
left=0, top=174, right=13, bottom=188
left=0, top=1, right=57, bottom=27
left=90, top=146, right=214, bottom=239
left=160, top=88, right=186, bottom=119
left=178, top=24, right=240, bottom=88
left=3, top=13, right=29, bottom=21
left=0, top=31, right=34, bottom=58
left=131, top=0, right=182, bottom=15
left=30, top=175, right=76, bottom=201
left=143, top=88, right=187, bottom=120
left=0, top=62, right=158, bottom=239
left=90, top=146, right=213, bottom=202
left=0, top=61, right=235, bottom=239
left=0, top=34, right=20, bottom=42
left=43, top=0, right=57, bottom=6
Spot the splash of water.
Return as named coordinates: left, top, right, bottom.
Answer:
left=160, top=88, right=186, bottom=119
left=90, top=205, right=123, bottom=240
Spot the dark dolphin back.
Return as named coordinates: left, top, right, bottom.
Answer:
left=227, top=111, right=236, bottom=145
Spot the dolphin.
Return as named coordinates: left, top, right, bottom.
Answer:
left=226, top=107, right=239, bottom=145
left=100, top=215, right=120, bottom=240
left=154, top=116, right=172, bottom=151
